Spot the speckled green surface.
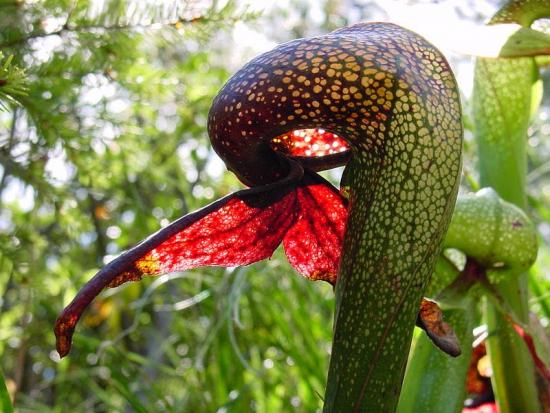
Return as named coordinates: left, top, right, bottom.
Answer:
left=444, top=188, right=538, bottom=274
left=489, top=0, right=550, bottom=27
left=321, top=24, right=462, bottom=412
left=398, top=187, right=538, bottom=413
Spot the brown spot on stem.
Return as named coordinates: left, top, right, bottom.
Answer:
left=417, top=298, right=461, bottom=357
left=512, top=220, right=523, bottom=228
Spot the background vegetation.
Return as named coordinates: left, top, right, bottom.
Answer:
left=1, top=0, right=549, bottom=412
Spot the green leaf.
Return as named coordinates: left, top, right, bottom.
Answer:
left=535, top=54, right=550, bottom=66
left=110, top=372, right=150, bottom=413
left=397, top=297, right=476, bottom=413
left=480, top=278, right=550, bottom=385
left=0, top=51, right=27, bottom=110
left=498, top=27, right=550, bottom=57
left=0, top=368, right=13, bottom=413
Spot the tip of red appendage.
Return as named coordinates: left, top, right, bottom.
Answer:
left=54, top=314, right=76, bottom=358
left=56, top=344, right=70, bottom=358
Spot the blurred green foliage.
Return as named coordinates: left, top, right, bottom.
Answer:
left=1, top=1, right=550, bottom=412
left=0, top=1, right=336, bottom=411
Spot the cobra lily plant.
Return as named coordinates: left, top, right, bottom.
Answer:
left=56, top=22, right=464, bottom=412
left=54, top=127, right=456, bottom=358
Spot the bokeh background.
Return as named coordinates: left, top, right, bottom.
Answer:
left=1, top=1, right=549, bottom=412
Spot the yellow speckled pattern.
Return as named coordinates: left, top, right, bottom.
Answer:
left=208, top=22, right=462, bottom=412
left=489, top=0, right=550, bottom=27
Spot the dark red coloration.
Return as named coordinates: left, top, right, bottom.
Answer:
left=283, top=173, right=347, bottom=284
left=137, top=187, right=297, bottom=274
left=137, top=170, right=347, bottom=283
left=512, top=323, right=550, bottom=382
left=54, top=159, right=349, bottom=356
left=275, top=129, right=352, bottom=173
left=464, top=341, right=495, bottom=411
left=466, top=342, right=490, bottom=395
left=272, top=128, right=350, bottom=158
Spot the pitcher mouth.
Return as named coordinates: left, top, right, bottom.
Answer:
left=271, top=128, right=352, bottom=172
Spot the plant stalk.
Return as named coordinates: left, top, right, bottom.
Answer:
left=321, top=24, right=462, bottom=411
left=474, top=56, right=542, bottom=413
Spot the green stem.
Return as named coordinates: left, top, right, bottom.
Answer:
left=324, top=156, right=460, bottom=412
left=397, top=257, right=480, bottom=413
left=397, top=299, right=476, bottom=413
left=322, top=25, right=462, bottom=411
left=474, top=56, right=542, bottom=413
